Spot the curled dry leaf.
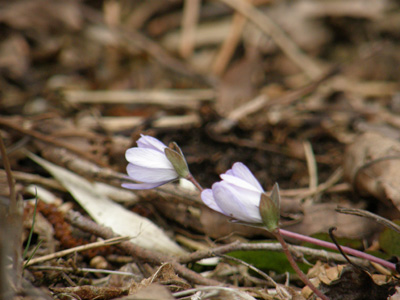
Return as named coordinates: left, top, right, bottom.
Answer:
left=344, top=132, right=400, bottom=214
left=303, top=262, right=396, bottom=300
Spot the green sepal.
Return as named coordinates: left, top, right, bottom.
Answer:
left=270, top=183, right=281, bottom=213
left=169, top=142, right=185, bottom=157
left=259, top=186, right=281, bottom=232
left=164, top=147, right=189, bottom=178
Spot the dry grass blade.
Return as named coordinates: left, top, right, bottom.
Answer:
left=64, top=89, right=215, bottom=108
left=24, top=236, right=130, bottom=267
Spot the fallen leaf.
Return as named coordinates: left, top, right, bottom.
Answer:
left=27, top=152, right=186, bottom=255
left=344, top=132, right=400, bottom=216
left=283, top=202, right=379, bottom=239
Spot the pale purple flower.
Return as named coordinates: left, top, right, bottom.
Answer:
left=122, top=135, right=179, bottom=189
left=201, top=162, right=265, bottom=223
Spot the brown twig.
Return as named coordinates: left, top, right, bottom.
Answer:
left=4, top=170, right=66, bottom=192
left=0, top=132, right=23, bottom=293
left=178, top=240, right=369, bottom=267
left=212, top=11, right=247, bottom=75
left=24, top=236, right=130, bottom=267
left=65, top=210, right=222, bottom=286
left=0, top=117, right=109, bottom=168
left=303, top=140, right=319, bottom=202
left=0, top=133, right=16, bottom=210
left=210, top=67, right=339, bottom=134
left=218, top=0, right=323, bottom=79
left=180, top=0, right=200, bottom=58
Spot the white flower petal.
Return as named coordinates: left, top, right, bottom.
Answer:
left=213, top=182, right=262, bottom=223
left=125, top=148, right=173, bottom=169
left=201, top=189, right=226, bottom=215
left=122, top=180, right=171, bottom=190
left=137, top=135, right=167, bottom=152
left=220, top=174, right=260, bottom=193
left=228, top=162, right=263, bottom=192
left=127, top=164, right=178, bottom=183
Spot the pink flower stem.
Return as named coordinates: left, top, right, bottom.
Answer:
left=279, top=229, right=396, bottom=272
left=186, top=173, right=203, bottom=192
left=273, top=230, right=330, bottom=300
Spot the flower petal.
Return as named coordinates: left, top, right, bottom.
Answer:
left=226, top=162, right=263, bottom=192
left=213, top=182, right=262, bottom=223
left=201, top=189, right=226, bottom=215
left=125, top=148, right=174, bottom=169
left=220, top=174, right=261, bottom=193
left=137, top=134, right=167, bottom=152
left=126, top=163, right=177, bottom=183
left=122, top=180, right=172, bottom=190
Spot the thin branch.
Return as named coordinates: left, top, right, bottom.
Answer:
left=0, top=132, right=16, bottom=210
left=336, top=207, right=400, bottom=235
left=178, top=240, right=369, bottom=267
left=29, top=265, right=142, bottom=279
left=218, top=0, right=323, bottom=79
left=180, top=0, right=200, bottom=58
left=0, top=117, right=109, bottom=168
left=24, top=236, right=130, bottom=267
left=212, top=11, right=247, bottom=75
left=303, top=140, right=318, bottom=198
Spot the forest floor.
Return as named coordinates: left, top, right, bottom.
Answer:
left=1, top=1, right=400, bottom=299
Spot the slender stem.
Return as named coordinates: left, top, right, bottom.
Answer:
left=186, top=173, right=203, bottom=192
left=280, top=229, right=396, bottom=272
left=273, top=229, right=329, bottom=300
left=0, top=133, right=16, bottom=210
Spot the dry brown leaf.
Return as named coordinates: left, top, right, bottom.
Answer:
left=283, top=202, right=379, bottom=239
left=23, top=204, right=56, bottom=257
left=215, top=50, right=263, bottom=117
left=304, top=263, right=396, bottom=300
left=0, top=35, right=30, bottom=79
left=344, top=132, right=400, bottom=215
left=120, top=283, right=174, bottom=300
left=129, top=263, right=190, bottom=295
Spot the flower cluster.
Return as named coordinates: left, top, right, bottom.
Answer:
left=123, top=135, right=280, bottom=230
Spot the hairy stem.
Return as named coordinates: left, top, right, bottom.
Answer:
left=273, top=229, right=329, bottom=300
left=280, top=229, right=396, bottom=272
left=186, top=173, right=203, bottom=192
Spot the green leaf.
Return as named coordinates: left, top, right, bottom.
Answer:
left=228, top=243, right=309, bottom=274
left=379, top=220, right=400, bottom=256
